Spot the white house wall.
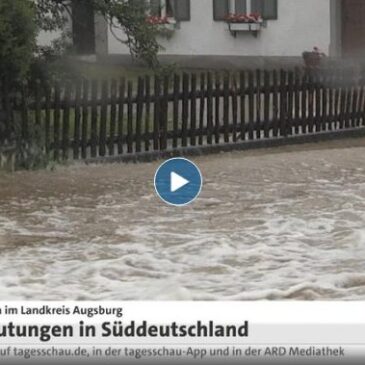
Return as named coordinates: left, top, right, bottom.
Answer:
left=37, top=0, right=333, bottom=60
left=107, top=0, right=332, bottom=57
left=36, top=12, right=72, bottom=49
left=37, top=30, right=61, bottom=48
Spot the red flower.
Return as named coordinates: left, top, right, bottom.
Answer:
left=146, top=15, right=170, bottom=25
left=225, top=12, right=262, bottom=23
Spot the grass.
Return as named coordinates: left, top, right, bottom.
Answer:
left=21, top=61, right=253, bottom=155
left=20, top=104, right=176, bottom=147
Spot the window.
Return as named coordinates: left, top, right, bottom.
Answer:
left=149, top=0, right=190, bottom=21
left=213, top=0, right=278, bottom=20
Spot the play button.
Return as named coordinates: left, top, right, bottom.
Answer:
left=154, top=158, right=203, bottom=206
left=170, top=172, right=189, bottom=193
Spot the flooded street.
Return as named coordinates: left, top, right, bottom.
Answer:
left=0, top=139, right=365, bottom=300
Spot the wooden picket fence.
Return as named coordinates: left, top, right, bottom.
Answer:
left=1, top=67, right=365, bottom=162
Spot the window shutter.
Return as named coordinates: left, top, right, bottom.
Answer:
left=150, top=0, right=161, bottom=16
left=235, top=0, right=247, bottom=13
left=251, top=0, right=263, bottom=14
left=174, top=0, right=190, bottom=21
left=213, top=0, right=229, bottom=20
left=262, top=0, right=277, bottom=19
left=252, top=0, right=278, bottom=19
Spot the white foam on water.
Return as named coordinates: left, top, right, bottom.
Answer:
left=0, top=144, right=364, bottom=300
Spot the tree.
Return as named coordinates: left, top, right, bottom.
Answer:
left=34, top=0, right=162, bottom=68
left=0, top=0, right=37, bottom=81
left=0, top=0, right=164, bottom=82
left=0, top=0, right=163, bottom=81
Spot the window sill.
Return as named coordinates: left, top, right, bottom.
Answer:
left=228, top=22, right=262, bottom=32
left=227, top=21, right=264, bottom=37
left=157, top=21, right=177, bottom=32
left=166, top=17, right=177, bottom=25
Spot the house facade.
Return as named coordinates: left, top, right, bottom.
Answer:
left=38, top=0, right=365, bottom=68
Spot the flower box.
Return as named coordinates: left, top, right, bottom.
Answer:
left=302, top=47, right=327, bottom=68
left=146, top=16, right=176, bottom=27
left=225, top=13, right=263, bottom=36
left=159, top=20, right=177, bottom=32
left=229, top=22, right=262, bottom=32
left=146, top=16, right=177, bottom=35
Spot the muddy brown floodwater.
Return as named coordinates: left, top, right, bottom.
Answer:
left=0, top=138, right=365, bottom=300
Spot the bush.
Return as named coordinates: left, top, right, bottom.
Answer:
left=30, top=32, right=78, bottom=82
left=0, top=0, right=37, bottom=82
left=14, top=120, right=49, bottom=170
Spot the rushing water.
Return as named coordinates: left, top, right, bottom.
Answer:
left=0, top=139, right=365, bottom=300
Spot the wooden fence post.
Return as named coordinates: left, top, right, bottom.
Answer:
left=127, top=81, right=133, bottom=154
left=333, top=68, right=339, bottom=130
left=214, top=73, right=221, bottom=144
left=314, top=71, right=322, bottom=132
left=136, top=76, right=144, bottom=153
left=90, top=79, right=98, bottom=157
left=287, top=70, right=294, bottom=136
left=109, top=79, right=117, bottom=156
left=99, top=79, right=108, bottom=157
left=182, top=73, right=189, bottom=147
left=118, top=77, right=126, bottom=154
left=199, top=73, right=206, bottom=146
left=339, top=69, right=346, bottom=130
left=44, top=82, right=51, bottom=156
left=321, top=69, right=328, bottom=132
left=272, top=70, right=279, bottom=137
left=223, top=73, right=230, bottom=143
left=351, top=71, right=359, bottom=128
left=34, top=80, right=42, bottom=127
left=327, top=70, right=334, bottom=131
left=190, top=73, right=197, bottom=146
left=144, top=75, right=151, bottom=152
left=172, top=74, right=180, bottom=149
left=232, top=74, right=238, bottom=142
left=160, top=75, right=169, bottom=151
left=248, top=70, right=254, bottom=140
left=207, top=72, right=213, bottom=145
left=153, top=75, right=161, bottom=151
left=62, top=82, right=71, bottom=160
left=263, top=70, right=270, bottom=138
left=294, top=68, right=301, bottom=135
left=346, top=69, right=353, bottom=129
left=255, top=69, right=261, bottom=139
left=359, top=73, right=365, bottom=127
left=301, top=72, right=308, bottom=134
left=73, top=79, right=82, bottom=159
left=240, top=71, right=246, bottom=140
left=1, top=79, right=13, bottom=143
left=53, top=81, right=61, bottom=160
left=81, top=79, right=89, bottom=159
left=279, top=69, right=288, bottom=137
